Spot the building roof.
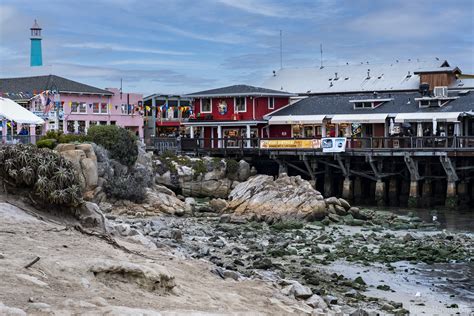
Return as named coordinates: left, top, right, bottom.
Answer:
left=261, top=59, right=451, bottom=95
left=0, top=75, right=113, bottom=101
left=184, top=84, right=296, bottom=98
left=414, top=67, right=461, bottom=74
left=267, top=90, right=474, bottom=118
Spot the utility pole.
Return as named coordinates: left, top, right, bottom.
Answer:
left=280, top=30, right=283, bottom=69
left=320, top=43, right=323, bottom=69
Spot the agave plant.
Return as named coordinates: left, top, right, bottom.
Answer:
left=4, top=159, right=16, bottom=173
left=19, top=166, right=35, bottom=185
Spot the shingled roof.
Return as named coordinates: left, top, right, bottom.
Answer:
left=185, top=84, right=295, bottom=97
left=0, top=75, right=113, bottom=101
left=262, top=59, right=452, bottom=95
left=268, top=90, right=474, bottom=117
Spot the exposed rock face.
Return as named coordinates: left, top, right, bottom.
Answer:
left=154, top=157, right=251, bottom=199
left=226, top=174, right=328, bottom=223
left=56, top=143, right=98, bottom=192
left=89, top=260, right=175, bottom=293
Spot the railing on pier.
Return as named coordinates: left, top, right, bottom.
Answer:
left=1, top=135, right=42, bottom=145
left=149, top=136, right=474, bottom=155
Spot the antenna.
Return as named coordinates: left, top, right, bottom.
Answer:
left=279, top=30, right=283, bottom=69
left=120, top=78, right=123, bottom=100
left=320, top=43, right=323, bottom=69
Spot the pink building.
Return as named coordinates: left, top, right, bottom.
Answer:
left=63, top=87, right=144, bottom=138
left=0, top=75, right=144, bottom=138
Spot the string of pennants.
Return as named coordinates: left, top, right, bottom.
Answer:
left=1, top=91, right=193, bottom=114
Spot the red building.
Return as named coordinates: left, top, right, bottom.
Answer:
left=183, top=85, right=294, bottom=148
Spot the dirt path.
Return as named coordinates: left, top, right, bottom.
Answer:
left=0, top=202, right=307, bottom=315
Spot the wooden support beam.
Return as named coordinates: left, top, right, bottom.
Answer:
left=403, top=154, right=421, bottom=181
left=302, top=156, right=315, bottom=181
left=285, top=161, right=311, bottom=177
left=439, top=155, right=459, bottom=182
left=367, top=156, right=382, bottom=180
left=336, top=155, right=348, bottom=177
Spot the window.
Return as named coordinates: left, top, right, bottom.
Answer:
left=71, top=102, right=86, bottom=113
left=100, top=103, right=108, bottom=114
left=201, top=98, right=211, bottom=113
left=354, top=102, right=373, bottom=109
left=235, top=97, right=246, bottom=112
left=268, top=97, right=275, bottom=110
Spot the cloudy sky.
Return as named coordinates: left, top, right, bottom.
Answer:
left=0, top=0, right=473, bottom=95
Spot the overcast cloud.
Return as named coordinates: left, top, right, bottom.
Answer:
left=0, top=0, right=472, bottom=95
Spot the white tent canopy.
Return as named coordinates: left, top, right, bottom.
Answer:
left=0, top=97, right=44, bottom=124
left=395, top=112, right=462, bottom=123
left=268, top=115, right=326, bottom=125
left=331, top=113, right=388, bottom=124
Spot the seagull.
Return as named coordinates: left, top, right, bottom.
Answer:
left=415, top=292, right=421, bottom=297
left=432, top=215, right=438, bottom=222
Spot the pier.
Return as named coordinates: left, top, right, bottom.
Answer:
left=150, top=136, right=474, bottom=208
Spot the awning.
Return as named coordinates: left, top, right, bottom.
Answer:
left=395, top=112, right=462, bottom=123
left=331, top=113, right=388, bottom=124
left=268, top=115, right=326, bottom=125
left=0, top=97, right=44, bottom=124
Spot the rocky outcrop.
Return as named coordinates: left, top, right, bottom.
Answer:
left=225, top=174, right=351, bottom=223
left=56, top=143, right=100, bottom=197
left=154, top=156, right=251, bottom=199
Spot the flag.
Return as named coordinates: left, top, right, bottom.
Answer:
left=40, top=92, right=46, bottom=106
left=43, top=97, right=53, bottom=114
left=145, top=106, right=151, bottom=112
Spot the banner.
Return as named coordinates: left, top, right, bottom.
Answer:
left=260, top=139, right=321, bottom=149
left=322, top=137, right=346, bottom=152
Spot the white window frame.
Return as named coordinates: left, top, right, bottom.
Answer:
left=200, top=98, right=212, bottom=113
left=71, top=102, right=87, bottom=114
left=268, top=97, right=275, bottom=110
left=234, top=97, right=247, bottom=113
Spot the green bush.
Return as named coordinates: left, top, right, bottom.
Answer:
left=226, top=159, right=239, bottom=175
left=104, top=167, right=148, bottom=202
left=36, top=138, right=57, bottom=149
left=192, top=160, right=207, bottom=179
left=0, top=144, right=83, bottom=207
left=39, top=130, right=85, bottom=145
left=87, top=125, right=138, bottom=166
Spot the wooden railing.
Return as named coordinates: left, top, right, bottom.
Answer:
left=150, top=136, right=474, bottom=154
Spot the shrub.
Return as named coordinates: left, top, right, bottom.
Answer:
left=104, top=167, right=148, bottom=202
left=226, top=159, right=239, bottom=175
left=0, top=144, right=83, bottom=207
left=39, top=130, right=85, bottom=144
left=192, top=160, right=207, bottom=179
left=36, top=138, right=57, bottom=149
left=87, top=125, right=138, bottom=166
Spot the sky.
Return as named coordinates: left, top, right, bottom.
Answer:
left=0, top=0, right=473, bottom=96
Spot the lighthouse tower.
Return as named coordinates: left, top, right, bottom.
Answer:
left=30, top=20, right=43, bottom=67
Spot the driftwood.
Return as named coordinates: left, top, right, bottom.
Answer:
left=24, top=256, right=40, bottom=269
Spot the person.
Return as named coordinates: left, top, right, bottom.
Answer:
left=251, top=132, right=258, bottom=147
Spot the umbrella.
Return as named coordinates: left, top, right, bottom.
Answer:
left=417, top=123, right=423, bottom=137
left=432, top=118, right=437, bottom=136
left=389, top=118, right=395, bottom=135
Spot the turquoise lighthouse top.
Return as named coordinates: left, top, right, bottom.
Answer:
left=30, top=19, right=43, bottom=67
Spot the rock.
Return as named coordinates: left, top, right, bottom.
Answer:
left=184, top=197, right=196, bottom=213
left=334, top=205, right=347, bottom=216
left=223, top=270, right=241, bottom=281
left=403, top=233, right=415, bottom=243
left=227, top=174, right=328, bottom=223
left=328, top=213, right=340, bottom=223
left=209, top=198, right=229, bottom=212
left=89, top=260, right=175, bottom=293
left=0, top=302, right=26, bottom=316
left=338, top=198, right=351, bottom=210
left=350, top=309, right=370, bottom=316
left=281, top=281, right=313, bottom=299
left=55, top=143, right=76, bottom=152
left=170, top=229, right=182, bottom=241
left=325, top=197, right=341, bottom=206
left=16, top=274, right=49, bottom=288
left=77, top=202, right=106, bottom=232
left=144, top=186, right=186, bottom=216
left=237, top=160, right=251, bottom=181
left=250, top=166, right=257, bottom=176
left=354, top=276, right=366, bottom=286
left=306, top=294, right=328, bottom=309
left=252, top=258, right=273, bottom=269
left=323, top=295, right=338, bottom=305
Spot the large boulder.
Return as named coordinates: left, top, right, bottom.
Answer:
left=58, top=144, right=99, bottom=191
left=226, top=174, right=328, bottom=223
